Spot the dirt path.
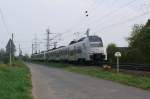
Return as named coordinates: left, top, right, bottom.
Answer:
left=27, top=63, right=150, bottom=99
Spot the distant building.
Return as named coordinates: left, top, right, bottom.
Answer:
left=145, top=19, right=150, bottom=27
left=117, top=47, right=128, bottom=53
left=6, top=39, right=16, bottom=56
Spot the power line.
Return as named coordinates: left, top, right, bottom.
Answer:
left=96, top=11, right=150, bottom=32
left=0, top=8, right=9, bottom=34
left=88, top=0, right=118, bottom=18
left=87, top=0, right=138, bottom=26
left=46, top=29, right=51, bottom=50
left=19, top=44, right=22, bottom=56
left=87, top=0, right=105, bottom=16
left=44, top=28, right=61, bottom=50
left=92, top=0, right=150, bottom=33
left=59, top=0, right=138, bottom=40
left=32, top=44, right=33, bottom=55
left=54, top=1, right=98, bottom=40
left=32, top=35, right=39, bottom=53
left=57, top=0, right=97, bottom=38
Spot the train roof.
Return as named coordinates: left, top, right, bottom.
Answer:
left=69, top=40, right=77, bottom=45
left=69, top=35, right=102, bottom=45
left=78, top=37, right=86, bottom=42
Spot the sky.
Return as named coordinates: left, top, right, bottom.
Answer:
left=0, top=0, right=150, bottom=55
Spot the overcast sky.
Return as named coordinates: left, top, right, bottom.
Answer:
left=0, top=0, right=150, bottom=55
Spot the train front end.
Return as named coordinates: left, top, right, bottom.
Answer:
left=88, top=36, right=107, bottom=63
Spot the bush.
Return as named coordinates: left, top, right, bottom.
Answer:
left=2, top=55, right=9, bottom=64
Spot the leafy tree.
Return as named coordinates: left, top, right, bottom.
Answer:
left=0, top=49, right=5, bottom=57
left=107, top=43, right=118, bottom=64
left=22, top=54, right=30, bottom=61
left=0, top=49, right=9, bottom=64
left=127, top=21, right=150, bottom=63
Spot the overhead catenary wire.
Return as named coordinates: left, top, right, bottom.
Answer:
left=87, top=0, right=138, bottom=26
left=93, top=1, right=150, bottom=30
left=56, top=0, right=102, bottom=38
left=87, top=0, right=150, bottom=38
left=57, top=0, right=95, bottom=37
left=87, top=0, right=105, bottom=16
left=59, top=0, right=138, bottom=40
left=87, top=0, right=119, bottom=18
left=95, top=11, right=150, bottom=33
left=56, top=0, right=117, bottom=40
left=0, top=8, right=9, bottom=34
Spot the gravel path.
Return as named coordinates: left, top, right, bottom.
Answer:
left=27, top=63, right=150, bottom=99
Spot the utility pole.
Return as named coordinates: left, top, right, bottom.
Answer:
left=9, top=33, right=14, bottom=66
left=32, top=44, right=34, bottom=54
left=45, top=28, right=59, bottom=50
left=33, top=35, right=38, bottom=53
left=32, top=35, right=42, bottom=54
left=9, top=38, right=12, bottom=66
left=19, top=44, right=22, bottom=56
left=19, top=44, right=22, bottom=59
left=86, top=28, right=90, bottom=37
left=19, top=44, right=21, bottom=55
left=45, top=28, right=54, bottom=50
left=46, top=29, right=51, bottom=50
left=12, top=33, right=14, bottom=42
left=12, top=33, right=14, bottom=62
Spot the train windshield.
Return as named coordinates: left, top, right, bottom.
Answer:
left=89, top=36, right=102, bottom=42
left=89, top=36, right=103, bottom=47
left=90, top=43, right=103, bottom=47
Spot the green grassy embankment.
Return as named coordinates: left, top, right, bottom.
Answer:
left=43, top=62, right=150, bottom=90
left=0, top=61, right=32, bottom=99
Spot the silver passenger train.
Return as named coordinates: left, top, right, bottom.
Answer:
left=31, top=35, right=107, bottom=63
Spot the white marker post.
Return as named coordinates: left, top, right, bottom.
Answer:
left=114, top=52, right=121, bottom=73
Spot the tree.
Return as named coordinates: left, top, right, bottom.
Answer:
left=0, top=49, right=5, bottom=57
left=107, top=43, right=118, bottom=64
left=0, top=49, right=9, bottom=64
left=22, top=54, right=30, bottom=61
left=127, top=20, right=150, bottom=63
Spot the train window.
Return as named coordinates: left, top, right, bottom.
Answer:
left=89, top=36, right=102, bottom=42
left=90, top=43, right=103, bottom=47
left=76, top=46, right=82, bottom=53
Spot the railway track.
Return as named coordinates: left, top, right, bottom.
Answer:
left=58, top=62, right=150, bottom=72
left=112, top=64, right=150, bottom=72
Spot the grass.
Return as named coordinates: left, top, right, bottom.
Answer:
left=41, top=62, right=150, bottom=90
left=0, top=60, right=32, bottom=99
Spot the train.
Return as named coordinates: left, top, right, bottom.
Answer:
left=31, top=35, right=107, bottom=64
